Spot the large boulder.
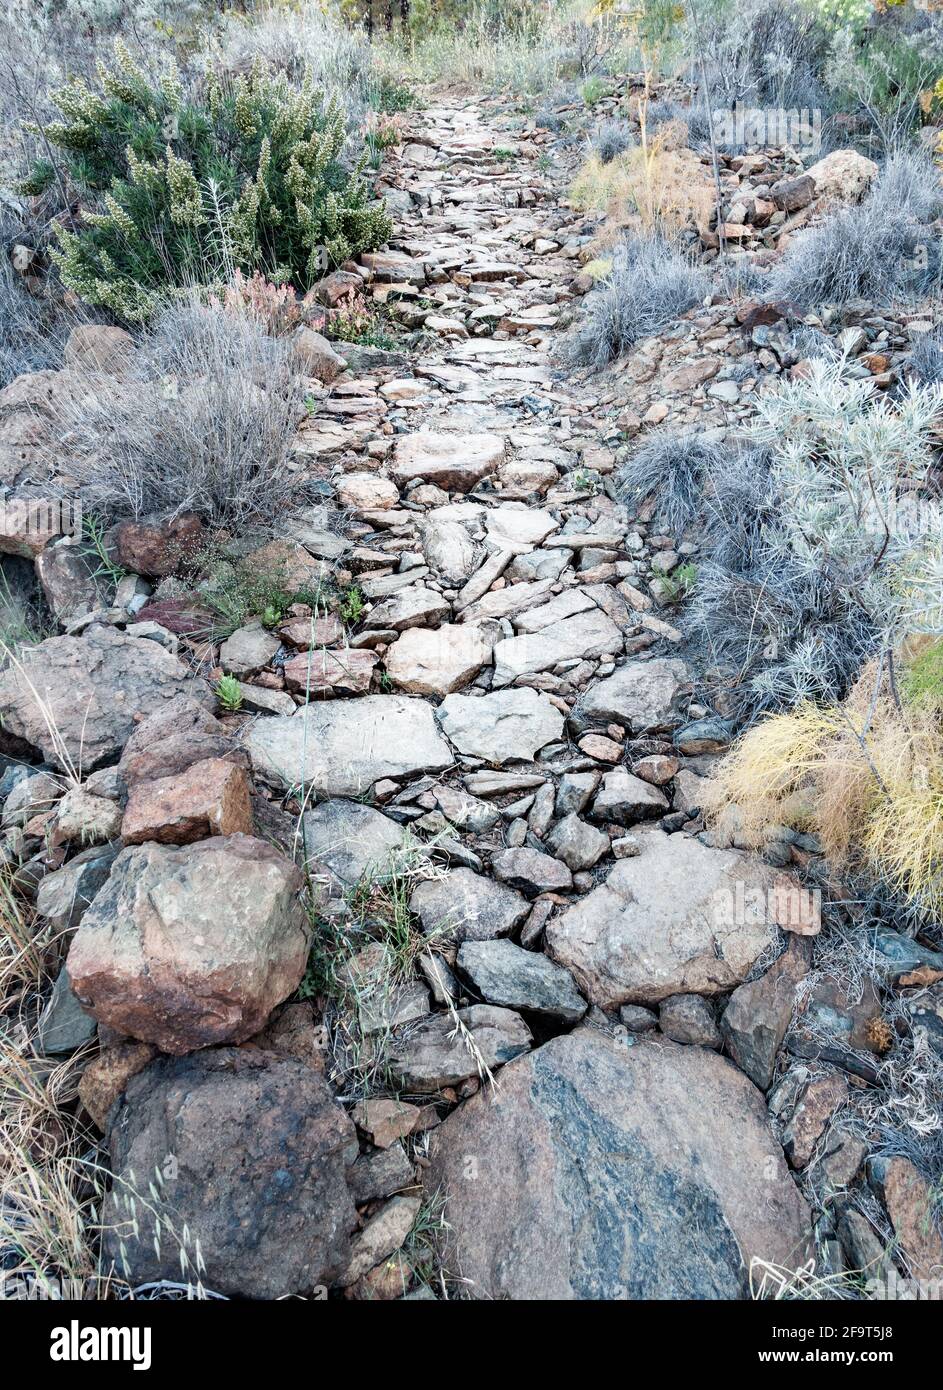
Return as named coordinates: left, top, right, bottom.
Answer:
left=102, top=1048, right=358, bottom=1298
left=67, top=835, right=308, bottom=1053
left=0, top=626, right=212, bottom=771
left=242, top=695, right=452, bottom=796
left=805, top=149, right=878, bottom=202
left=427, top=1029, right=812, bottom=1298
left=545, top=829, right=784, bottom=1007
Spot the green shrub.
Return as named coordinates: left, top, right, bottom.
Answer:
left=28, top=39, right=391, bottom=320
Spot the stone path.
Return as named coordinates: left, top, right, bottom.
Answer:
left=239, top=95, right=819, bottom=1083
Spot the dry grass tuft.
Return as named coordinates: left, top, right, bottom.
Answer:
left=708, top=653, right=943, bottom=920
left=571, top=139, right=713, bottom=241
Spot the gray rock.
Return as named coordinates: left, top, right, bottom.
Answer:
left=35, top=846, right=119, bottom=932
left=492, top=609, right=622, bottom=688
left=570, top=657, right=691, bottom=734
left=366, top=587, right=450, bottom=632
left=431, top=784, right=499, bottom=832
left=555, top=771, right=600, bottom=817
left=421, top=519, right=478, bottom=584
left=102, top=1048, right=358, bottom=1299
left=721, top=936, right=812, bottom=1089
left=219, top=622, right=281, bottom=678
left=545, top=829, right=782, bottom=1008
left=674, top=717, right=733, bottom=754
left=37, top=965, right=97, bottom=1054
left=545, top=813, right=610, bottom=871
left=388, top=1004, right=532, bottom=1092
left=437, top=687, right=564, bottom=765
left=409, top=866, right=529, bottom=943
left=300, top=799, right=411, bottom=890
left=590, top=767, right=669, bottom=826
left=0, top=626, right=212, bottom=772
left=348, top=1141, right=416, bottom=1205
left=659, top=994, right=722, bottom=1048
left=242, top=695, right=453, bottom=797
left=619, top=1003, right=658, bottom=1032
left=427, top=1029, right=811, bottom=1298
left=458, top=938, right=587, bottom=1022
left=492, top=847, right=573, bottom=894
left=1, top=770, right=63, bottom=828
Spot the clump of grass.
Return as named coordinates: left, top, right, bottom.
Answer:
left=591, top=118, right=633, bottom=165
left=570, top=140, right=713, bottom=240
left=47, top=299, right=308, bottom=529
left=567, top=231, right=708, bottom=369
left=297, top=834, right=446, bottom=1097
left=707, top=651, right=943, bottom=921
left=901, top=638, right=943, bottom=715
left=616, top=431, right=729, bottom=537
left=194, top=543, right=328, bottom=638
left=773, top=152, right=943, bottom=309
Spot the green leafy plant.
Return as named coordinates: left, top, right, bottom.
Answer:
left=215, top=673, right=243, bottom=712
left=339, top=584, right=365, bottom=627
left=30, top=40, right=392, bottom=320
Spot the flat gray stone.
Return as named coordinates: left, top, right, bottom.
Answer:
left=388, top=1004, right=532, bottom=1092
left=570, top=657, right=691, bottom=734
left=591, top=767, right=669, bottom=826
left=458, top=939, right=587, bottom=1021
left=409, top=867, right=529, bottom=943
left=437, top=687, right=564, bottom=765
left=545, top=829, right=781, bottom=1008
left=492, top=609, right=623, bottom=688
left=300, top=799, right=412, bottom=890
left=242, top=695, right=452, bottom=797
left=492, top=847, right=573, bottom=894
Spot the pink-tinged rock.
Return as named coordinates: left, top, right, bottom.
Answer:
left=0, top=627, right=212, bottom=772
left=283, top=647, right=378, bottom=696
left=112, top=511, right=203, bottom=578
left=67, top=834, right=308, bottom=1054
left=279, top=614, right=344, bottom=648
left=118, top=694, right=232, bottom=786
left=121, top=756, right=254, bottom=845
left=64, top=324, right=135, bottom=375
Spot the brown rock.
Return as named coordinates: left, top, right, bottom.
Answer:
left=782, top=1072, right=849, bottom=1169
left=64, top=324, right=135, bottom=375
left=121, top=756, right=253, bottom=845
left=279, top=614, right=344, bottom=648
left=67, top=835, right=308, bottom=1053
left=292, top=327, right=347, bottom=383
left=112, top=512, right=203, bottom=578
left=78, top=1042, right=156, bottom=1130
left=118, top=695, right=233, bottom=786
left=427, top=1029, right=811, bottom=1298
left=881, top=1157, right=943, bottom=1281
left=102, top=1048, right=358, bottom=1298
left=0, top=627, right=212, bottom=772
left=282, top=647, right=378, bottom=696
left=352, top=1098, right=420, bottom=1149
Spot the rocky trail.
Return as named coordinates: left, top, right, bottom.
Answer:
left=3, top=91, right=942, bottom=1304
